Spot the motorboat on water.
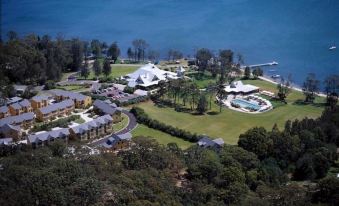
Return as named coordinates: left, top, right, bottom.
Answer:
left=271, top=61, right=278, bottom=65
left=329, top=46, right=336, bottom=50
left=271, top=74, right=280, bottom=79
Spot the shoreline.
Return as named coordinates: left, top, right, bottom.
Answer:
left=258, top=75, right=327, bottom=97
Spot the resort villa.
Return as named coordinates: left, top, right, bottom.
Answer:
left=0, top=112, right=35, bottom=129
left=125, top=63, right=181, bottom=88
left=31, top=95, right=49, bottom=110
left=93, top=99, right=122, bottom=123
left=224, top=81, right=259, bottom=95
left=101, top=132, right=132, bottom=152
left=0, top=124, right=22, bottom=141
left=35, top=99, right=75, bottom=122
left=221, top=81, right=273, bottom=113
left=8, top=99, right=33, bottom=116
left=27, top=128, right=70, bottom=148
left=69, top=115, right=113, bottom=141
left=0, top=106, right=10, bottom=119
left=50, top=90, right=92, bottom=108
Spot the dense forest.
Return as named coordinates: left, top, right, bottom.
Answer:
left=0, top=106, right=338, bottom=206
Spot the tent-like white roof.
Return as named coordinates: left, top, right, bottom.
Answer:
left=225, top=81, right=259, bottom=93
left=126, top=63, right=177, bottom=87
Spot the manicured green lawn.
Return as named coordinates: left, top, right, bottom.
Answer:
left=135, top=79, right=325, bottom=145
left=132, top=124, right=193, bottom=149
left=87, top=64, right=139, bottom=79
left=113, top=113, right=129, bottom=132
left=56, top=85, right=88, bottom=91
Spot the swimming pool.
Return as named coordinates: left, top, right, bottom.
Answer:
left=231, top=99, right=261, bottom=111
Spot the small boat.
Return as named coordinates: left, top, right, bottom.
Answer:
left=329, top=46, right=336, bottom=50
left=271, top=61, right=278, bottom=65
left=271, top=74, right=280, bottom=79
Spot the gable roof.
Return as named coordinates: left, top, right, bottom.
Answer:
left=50, top=90, right=89, bottom=101
left=0, top=123, right=21, bottom=133
left=9, top=99, right=31, bottom=110
left=28, top=128, right=70, bottom=143
left=7, top=97, right=22, bottom=105
left=19, top=99, right=31, bottom=107
left=225, top=81, right=259, bottom=93
left=0, top=138, right=13, bottom=145
left=102, top=132, right=132, bottom=148
left=10, top=102, right=22, bottom=110
left=93, top=99, right=121, bottom=115
left=31, top=95, right=49, bottom=102
left=39, top=99, right=74, bottom=114
left=71, top=115, right=113, bottom=134
left=197, top=136, right=224, bottom=148
left=0, top=106, right=8, bottom=113
left=126, top=63, right=178, bottom=87
left=0, top=112, right=34, bottom=127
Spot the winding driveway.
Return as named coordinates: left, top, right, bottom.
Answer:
left=89, top=110, right=137, bottom=147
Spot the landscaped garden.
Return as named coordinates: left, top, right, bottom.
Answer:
left=134, top=79, right=325, bottom=145
left=85, top=64, right=140, bottom=80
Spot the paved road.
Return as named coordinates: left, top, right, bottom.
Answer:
left=89, top=110, right=137, bottom=147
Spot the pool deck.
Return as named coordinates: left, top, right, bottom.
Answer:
left=220, top=94, right=273, bottom=114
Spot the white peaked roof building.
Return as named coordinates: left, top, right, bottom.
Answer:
left=125, top=63, right=178, bottom=88
left=224, top=81, right=259, bottom=94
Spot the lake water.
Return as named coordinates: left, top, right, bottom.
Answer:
left=3, top=0, right=339, bottom=87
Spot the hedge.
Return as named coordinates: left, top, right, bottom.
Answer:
left=130, top=107, right=199, bottom=142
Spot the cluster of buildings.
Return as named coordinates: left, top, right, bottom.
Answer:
left=0, top=90, right=92, bottom=145
left=27, top=115, right=115, bottom=148
left=0, top=88, right=132, bottom=152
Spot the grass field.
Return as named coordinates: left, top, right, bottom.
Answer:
left=112, top=113, right=129, bottom=132
left=87, top=64, right=139, bottom=79
left=132, top=124, right=193, bottom=149
left=135, top=79, right=325, bottom=145
left=56, top=85, right=88, bottom=92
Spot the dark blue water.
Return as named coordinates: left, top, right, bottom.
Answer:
left=3, top=0, right=339, bottom=87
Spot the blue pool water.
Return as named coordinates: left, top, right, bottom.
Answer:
left=2, top=0, right=339, bottom=87
left=231, top=99, right=261, bottom=111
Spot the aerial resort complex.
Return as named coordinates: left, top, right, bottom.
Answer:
left=221, top=81, right=273, bottom=113
left=1, top=1, right=339, bottom=205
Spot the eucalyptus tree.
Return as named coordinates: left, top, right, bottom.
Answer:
left=91, top=39, right=102, bottom=58
left=206, top=82, right=217, bottom=110
left=196, top=92, right=208, bottom=114
left=303, top=73, right=320, bottom=103
left=93, top=59, right=102, bottom=79
left=324, top=75, right=339, bottom=109
left=103, top=58, right=111, bottom=78
left=277, top=74, right=292, bottom=103
left=108, top=42, right=120, bottom=63
left=216, top=67, right=227, bottom=113
left=196, top=48, right=213, bottom=75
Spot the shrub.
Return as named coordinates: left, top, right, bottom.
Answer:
left=123, top=86, right=135, bottom=94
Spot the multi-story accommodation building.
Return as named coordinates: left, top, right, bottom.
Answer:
left=0, top=112, right=35, bottom=129
left=93, top=99, right=122, bottom=123
left=31, top=95, right=49, bottom=110
left=27, top=128, right=70, bottom=148
left=69, top=115, right=113, bottom=141
left=0, top=106, right=10, bottom=119
left=50, top=90, right=92, bottom=109
left=35, top=100, right=74, bottom=122
left=8, top=99, right=33, bottom=116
